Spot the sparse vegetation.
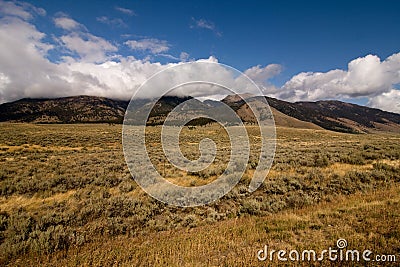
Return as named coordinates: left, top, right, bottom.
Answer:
left=0, top=123, right=399, bottom=266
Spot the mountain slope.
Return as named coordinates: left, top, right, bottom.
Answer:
left=1, top=95, right=400, bottom=133
left=264, top=97, right=400, bottom=133
left=268, top=107, right=323, bottom=130
left=296, top=100, right=400, bottom=132
left=264, top=97, right=358, bottom=133
left=222, top=95, right=400, bottom=133
left=0, top=96, right=128, bottom=123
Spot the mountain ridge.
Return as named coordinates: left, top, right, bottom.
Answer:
left=0, top=95, right=128, bottom=124
left=1, top=95, right=400, bottom=133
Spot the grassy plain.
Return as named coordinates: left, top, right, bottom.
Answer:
left=0, top=123, right=399, bottom=266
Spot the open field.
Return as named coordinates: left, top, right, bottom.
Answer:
left=1, top=123, right=399, bottom=266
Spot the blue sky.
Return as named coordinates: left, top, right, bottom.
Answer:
left=0, top=0, right=400, bottom=112
left=36, top=0, right=400, bottom=80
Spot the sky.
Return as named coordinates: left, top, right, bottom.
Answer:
left=0, top=0, right=399, bottom=113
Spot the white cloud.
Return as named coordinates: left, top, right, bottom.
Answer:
left=0, top=2, right=285, bottom=104
left=244, top=64, right=282, bottom=83
left=156, top=52, right=191, bottom=62
left=368, top=89, right=400, bottom=114
left=0, top=16, right=71, bottom=103
left=58, top=57, right=168, bottom=100
left=0, top=4, right=236, bottom=103
left=0, top=72, right=11, bottom=91
left=0, top=13, right=271, bottom=104
left=0, top=13, right=168, bottom=102
left=180, top=52, right=190, bottom=62
left=242, top=64, right=282, bottom=94
left=96, top=16, right=126, bottom=27
left=278, top=70, right=346, bottom=100
left=1, top=1, right=399, bottom=114
left=191, top=18, right=221, bottom=36
left=158, top=54, right=179, bottom=60
left=54, top=15, right=83, bottom=31
left=115, top=6, right=135, bottom=16
left=125, top=38, right=170, bottom=54
left=0, top=0, right=45, bottom=20
left=195, top=19, right=215, bottom=30
left=52, top=14, right=118, bottom=63
left=58, top=32, right=118, bottom=63
left=276, top=53, right=400, bottom=112
left=198, top=56, right=218, bottom=63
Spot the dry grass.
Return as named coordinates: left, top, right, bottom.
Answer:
left=15, top=185, right=400, bottom=266
left=0, top=123, right=399, bottom=266
left=0, top=191, right=76, bottom=213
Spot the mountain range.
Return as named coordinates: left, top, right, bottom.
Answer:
left=1, top=95, right=400, bottom=133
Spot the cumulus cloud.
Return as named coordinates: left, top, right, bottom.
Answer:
left=242, top=64, right=282, bottom=94
left=0, top=2, right=240, bottom=103
left=0, top=12, right=166, bottom=102
left=54, top=15, right=84, bottom=31
left=52, top=14, right=118, bottom=63
left=1, top=1, right=399, bottom=114
left=58, top=33, right=118, bottom=63
left=368, top=89, right=400, bottom=113
left=0, top=0, right=45, bottom=20
left=0, top=6, right=66, bottom=103
left=0, top=1, right=139, bottom=102
left=278, top=53, right=400, bottom=104
left=125, top=38, right=170, bottom=54
left=58, top=58, right=169, bottom=100
left=244, top=64, right=282, bottom=83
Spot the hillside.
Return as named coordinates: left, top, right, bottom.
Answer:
left=223, top=95, right=400, bottom=133
left=1, top=124, right=399, bottom=265
left=1, top=94, right=400, bottom=133
left=0, top=96, right=128, bottom=123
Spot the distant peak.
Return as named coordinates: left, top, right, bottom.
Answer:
left=221, top=93, right=255, bottom=103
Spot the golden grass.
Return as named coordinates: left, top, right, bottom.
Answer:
left=0, top=190, right=76, bottom=213
left=15, top=184, right=400, bottom=267
left=1, top=123, right=399, bottom=266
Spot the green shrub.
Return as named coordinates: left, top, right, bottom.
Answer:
left=181, top=214, right=198, bottom=228
left=240, top=199, right=261, bottom=215
left=313, top=154, right=329, bottom=167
